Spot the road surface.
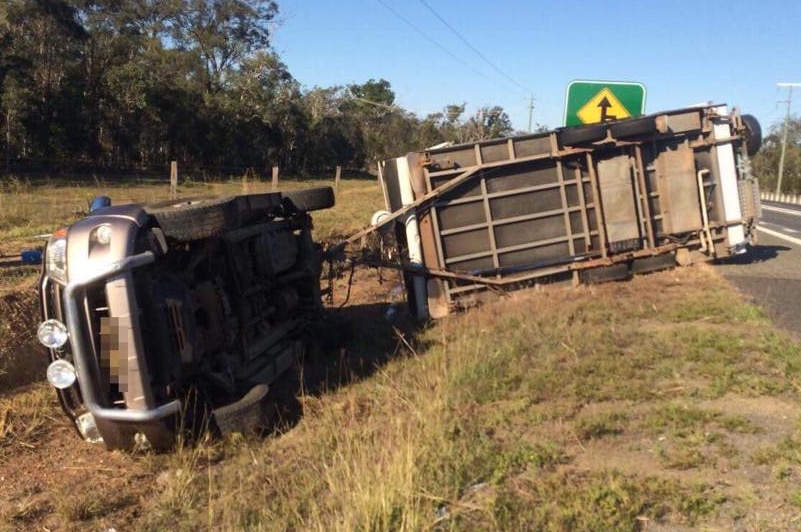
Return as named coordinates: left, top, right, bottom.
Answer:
left=715, top=201, right=801, bottom=337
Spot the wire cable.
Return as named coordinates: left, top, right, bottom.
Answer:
left=417, top=0, right=532, bottom=98
left=374, top=0, right=514, bottom=95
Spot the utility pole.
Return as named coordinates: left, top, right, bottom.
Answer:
left=776, top=83, right=801, bottom=196
left=527, top=96, right=535, bottom=133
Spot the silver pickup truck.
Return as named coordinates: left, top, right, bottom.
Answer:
left=36, top=187, right=334, bottom=449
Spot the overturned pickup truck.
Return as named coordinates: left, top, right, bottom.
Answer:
left=36, top=188, right=334, bottom=449
left=376, top=105, right=761, bottom=319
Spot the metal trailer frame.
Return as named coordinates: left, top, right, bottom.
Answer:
left=353, top=105, right=759, bottom=319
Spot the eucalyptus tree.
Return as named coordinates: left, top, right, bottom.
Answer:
left=2, top=0, right=87, bottom=162
left=752, top=115, right=801, bottom=194
left=171, top=0, right=278, bottom=94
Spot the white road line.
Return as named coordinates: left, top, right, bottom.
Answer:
left=762, top=204, right=801, bottom=217
left=757, top=226, right=801, bottom=247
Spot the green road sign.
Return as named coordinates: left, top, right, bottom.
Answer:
left=564, top=80, right=646, bottom=127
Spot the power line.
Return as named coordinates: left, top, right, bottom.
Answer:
left=416, top=0, right=531, bottom=98
left=374, top=0, right=514, bottom=97
left=776, top=82, right=801, bottom=195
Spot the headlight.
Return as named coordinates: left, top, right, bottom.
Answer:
left=37, top=319, right=69, bottom=349
left=46, top=228, right=68, bottom=283
left=93, top=224, right=113, bottom=246
left=46, top=359, right=76, bottom=389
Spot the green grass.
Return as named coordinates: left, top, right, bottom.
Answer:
left=116, top=265, right=801, bottom=530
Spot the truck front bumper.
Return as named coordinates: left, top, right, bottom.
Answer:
left=43, top=251, right=182, bottom=448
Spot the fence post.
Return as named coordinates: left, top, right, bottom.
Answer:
left=170, top=161, right=178, bottom=199
left=242, top=167, right=253, bottom=193
left=334, top=165, right=342, bottom=192
left=272, top=166, right=279, bottom=191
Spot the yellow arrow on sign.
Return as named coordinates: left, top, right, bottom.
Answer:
left=576, top=88, right=631, bottom=124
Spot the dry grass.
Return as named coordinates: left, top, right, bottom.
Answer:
left=0, top=289, right=44, bottom=393
left=2, top=175, right=801, bottom=529
left=128, top=266, right=801, bottom=531
left=0, top=384, right=58, bottom=457
left=0, top=173, right=381, bottom=245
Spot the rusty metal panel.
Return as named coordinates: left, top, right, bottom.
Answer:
left=427, top=145, right=479, bottom=169
left=490, top=188, right=563, bottom=218
left=441, top=228, right=492, bottom=261
left=596, top=154, right=641, bottom=246
left=485, top=161, right=560, bottom=193
left=738, top=177, right=761, bottom=221
left=429, top=156, right=599, bottom=281
left=366, top=104, right=760, bottom=318
left=512, top=134, right=552, bottom=158
left=437, top=200, right=487, bottom=230
left=656, top=143, right=703, bottom=234
left=658, top=110, right=703, bottom=135
left=431, top=173, right=483, bottom=197
left=480, top=140, right=511, bottom=164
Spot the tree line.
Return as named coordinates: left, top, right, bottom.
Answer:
left=0, top=0, right=514, bottom=176
left=752, top=115, right=801, bottom=194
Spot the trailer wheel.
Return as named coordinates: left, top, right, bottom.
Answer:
left=610, top=116, right=657, bottom=138
left=580, top=263, right=631, bottom=284
left=146, top=196, right=238, bottom=241
left=741, top=114, right=762, bottom=156
left=282, top=187, right=335, bottom=212
left=557, top=124, right=608, bottom=147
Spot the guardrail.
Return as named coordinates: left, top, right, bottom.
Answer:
left=761, top=192, right=801, bottom=205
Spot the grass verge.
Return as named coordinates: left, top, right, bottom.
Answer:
left=2, top=177, right=801, bottom=530
left=128, top=265, right=801, bottom=531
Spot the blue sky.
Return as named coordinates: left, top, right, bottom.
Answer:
left=273, top=0, right=801, bottom=133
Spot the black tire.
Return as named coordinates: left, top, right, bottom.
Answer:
left=580, top=262, right=631, bottom=284
left=557, top=124, right=608, bottom=147
left=610, top=116, right=657, bottom=138
left=146, top=196, right=238, bottom=241
left=741, top=114, right=762, bottom=156
left=282, top=187, right=335, bottom=212
left=631, top=253, right=676, bottom=274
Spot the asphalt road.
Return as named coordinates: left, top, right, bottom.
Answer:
left=714, top=201, right=801, bottom=338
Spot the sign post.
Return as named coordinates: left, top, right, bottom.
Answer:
left=564, top=80, right=646, bottom=127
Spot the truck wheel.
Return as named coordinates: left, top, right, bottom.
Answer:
left=580, top=263, right=631, bottom=284
left=610, top=117, right=657, bottom=138
left=558, top=124, right=608, bottom=147
left=282, top=187, right=335, bottom=212
left=146, top=196, right=237, bottom=241
left=741, top=114, right=762, bottom=156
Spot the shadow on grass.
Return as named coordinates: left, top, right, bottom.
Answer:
left=716, top=244, right=790, bottom=265
left=265, top=302, right=427, bottom=434
left=0, top=285, right=426, bottom=444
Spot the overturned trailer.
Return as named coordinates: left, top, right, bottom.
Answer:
left=375, top=104, right=761, bottom=319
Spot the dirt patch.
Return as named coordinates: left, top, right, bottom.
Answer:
left=0, top=289, right=46, bottom=395
left=0, top=389, right=154, bottom=530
